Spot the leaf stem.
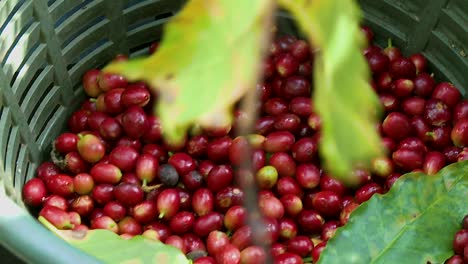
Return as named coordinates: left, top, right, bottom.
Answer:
left=233, top=2, right=276, bottom=264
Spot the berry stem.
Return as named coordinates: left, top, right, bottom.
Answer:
left=387, top=38, right=393, bottom=48
left=142, top=183, right=163, bottom=193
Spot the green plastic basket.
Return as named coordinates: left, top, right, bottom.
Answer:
left=0, top=0, right=466, bottom=263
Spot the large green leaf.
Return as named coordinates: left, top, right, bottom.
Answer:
left=318, top=160, right=468, bottom=264
left=39, top=217, right=190, bottom=264
left=279, top=0, right=383, bottom=184
left=104, top=0, right=273, bottom=142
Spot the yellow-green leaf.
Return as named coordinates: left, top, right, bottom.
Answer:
left=104, top=0, right=274, bottom=142
left=39, top=217, right=189, bottom=264
left=279, top=0, right=383, bottom=184
left=319, top=160, right=468, bottom=264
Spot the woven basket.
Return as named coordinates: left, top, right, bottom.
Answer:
left=0, top=0, right=466, bottom=262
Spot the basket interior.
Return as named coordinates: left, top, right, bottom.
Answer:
left=0, top=0, right=184, bottom=205
left=0, top=0, right=467, bottom=262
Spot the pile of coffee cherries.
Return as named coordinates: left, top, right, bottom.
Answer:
left=22, top=26, right=467, bottom=264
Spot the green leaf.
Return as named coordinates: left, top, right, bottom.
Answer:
left=104, top=0, right=273, bottom=142
left=318, top=160, right=468, bottom=264
left=39, top=217, right=190, bottom=264
left=278, top=0, right=383, bottom=184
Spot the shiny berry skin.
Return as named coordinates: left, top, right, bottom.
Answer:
left=264, top=98, right=289, bottom=116
left=39, top=206, right=73, bottom=229
left=413, top=73, right=435, bottom=97
left=113, top=183, right=144, bottom=207
left=255, top=116, right=276, bottom=135
left=43, top=195, right=68, bottom=211
left=142, top=116, right=162, bottom=143
left=187, top=135, right=209, bottom=158
left=216, top=244, right=241, bottom=264
left=340, top=202, right=359, bottom=225
left=445, top=255, right=464, bottom=264
left=443, top=146, right=462, bottom=163
left=193, top=212, right=223, bottom=238
left=145, top=222, right=171, bottom=242
left=206, top=165, right=233, bottom=193
left=312, top=191, right=342, bottom=217
left=321, top=220, right=340, bottom=241
left=453, top=100, right=468, bottom=122
left=277, top=177, right=303, bottom=197
left=366, top=51, right=389, bottom=74
left=423, top=151, right=446, bottom=175
left=432, top=82, right=461, bottom=107
left=269, top=152, right=296, bottom=177
left=240, top=245, right=267, bottom=264
left=392, top=148, right=424, bottom=171
left=280, top=194, right=303, bottom=217
left=424, top=99, right=451, bottom=127
left=281, top=76, right=311, bottom=99
left=453, top=229, right=468, bottom=255
left=390, top=57, right=416, bottom=79
left=398, top=137, right=428, bottom=153
left=273, top=252, right=303, bottom=264
left=77, top=134, right=105, bottom=164
left=68, top=110, right=89, bottom=133
left=311, top=242, right=326, bottom=263
left=103, top=88, right=125, bottom=114
left=45, top=174, right=74, bottom=197
left=258, top=194, right=284, bottom=219
left=170, top=211, right=195, bottom=235
left=192, top=188, right=214, bottom=216
left=402, top=97, right=425, bottom=116
left=319, top=174, right=347, bottom=197
left=22, top=178, right=47, bottom=206
left=165, top=235, right=187, bottom=254
left=121, top=106, right=149, bottom=139
left=206, top=230, right=230, bottom=257
left=92, top=184, right=114, bottom=205
left=215, top=186, right=244, bottom=213
left=297, top=210, right=325, bottom=234
left=274, top=113, right=301, bottom=132
left=121, top=84, right=151, bottom=108
left=355, top=183, right=384, bottom=204
left=371, top=157, right=394, bottom=178
left=157, top=188, right=180, bottom=220
left=132, top=200, right=158, bottom=224
left=90, top=163, right=122, bottom=184
left=452, top=118, right=468, bottom=147
left=286, top=236, right=314, bottom=257
left=103, top=201, right=126, bottom=221
left=291, top=137, right=317, bottom=163
left=270, top=243, right=287, bottom=258
left=224, top=205, right=247, bottom=232
left=182, top=170, right=203, bottom=191
left=296, top=164, right=321, bottom=189
left=275, top=53, right=299, bottom=78
left=382, top=112, right=412, bottom=141
left=54, top=133, right=79, bottom=154
left=279, top=218, right=298, bottom=240
left=206, top=137, right=232, bottom=163
left=168, top=153, right=196, bottom=176
left=231, top=225, right=253, bottom=251
left=289, top=97, right=312, bottom=117
left=36, top=162, right=61, bottom=181
left=108, top=146, right=139, bottom=172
